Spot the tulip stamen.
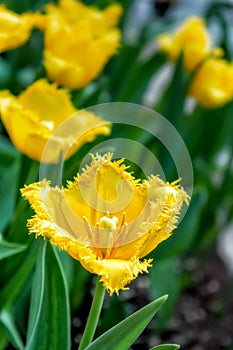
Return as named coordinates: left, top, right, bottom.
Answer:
left=83, top=215, right=93, bottom=243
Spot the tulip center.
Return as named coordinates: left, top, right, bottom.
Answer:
left=83, top=212, right=128, bottom=258
left=99, top=215, right=118, bottom=229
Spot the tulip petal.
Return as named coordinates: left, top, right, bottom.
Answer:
left=0, top=5, right=45, bottom=52
left=42, top=0, right=122, bottom=89
left=157, top=17, right=214, bottom=71
left=80, top=257, right=153, bottom=296
left=0, top=80, right=111, bottom=162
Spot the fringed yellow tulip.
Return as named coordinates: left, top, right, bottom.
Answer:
left=21, top=153, right=189, bottom=295
left=190, top=58, right=233, bottom=108
left=157, top=17, right=221, bottom=71
left=43, top=0, right=122, bottom=89
left=0, top=80, right=110, bottom=162
left=0, top=5, right=45, bottom=52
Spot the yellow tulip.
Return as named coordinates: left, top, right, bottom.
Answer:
left=0, top=5, right=45, bottom=52
left=0, top=80, right=110, bottom=162
left=189, top=58, right=233, bottom=108
left=45, top=0, right=122, bottom=33
left=157, top=17, right=220, bottom=71
left=21, top=153, right=189, bottom=295
left=43, top=0, right=122, bottom=89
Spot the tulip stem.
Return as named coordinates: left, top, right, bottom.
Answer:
left=78, top=277, right=105, bottom=350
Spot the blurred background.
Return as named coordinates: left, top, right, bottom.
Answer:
left=0, top=0, right=233, bottom=349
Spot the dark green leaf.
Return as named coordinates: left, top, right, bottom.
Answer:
left=0, top=309, right=24, bottom=350
left=0, top=162, right=19, bottom=232
left=0, top=238, right=26, bottom=261
left=161, top=54, right=188, bottom=128
left=0, top=244, right=37, bottom=312
left=85, top=295, right=168, bottom=350
left=6, top=156, right=39, bottom=243
left=149, top=345, right=180, bottom=350
left=26, top=242, right=70, bottom=350
left=0, top=137, right=20, bottom=232
left=116, top=53, right=166, bottom=102
left=0, top=136, right=19, bottom=170
left=108, top=44, right=141, bottom=97
left=0, top=57, right=11, bottom=89
left=95, top=295, right=126, bottom=337
left=150, top=258, right=180, bottom=331
left=0, top=324, right=9, bottom=350
left=70, top=262, right=90, bottom=311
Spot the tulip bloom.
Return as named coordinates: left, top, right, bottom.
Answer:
left=0, top=5, right=45, bottom=52
left=190, top=58, right=233, bottom=108
left=21, top=153, right=189, bottom=295
left=0, top=80, right=110, bottom=162
left=157, top=17, right=221, bottom=71
left=43, top=0, right=122, bottom=89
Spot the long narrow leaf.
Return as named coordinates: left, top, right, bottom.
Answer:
left=149, top=345, right=180, bottom=350
left=26, top=242, right=70, bottom=350
left=117, top=53, right=166, bottom=103
left=0, top=309, right=24, bottom=350
left=0, top=324, right=9, bottom=350
left=85, top=295, right=168, bottom=350
left=0, top=245, right=37, bottom=312
left=0, top=164, right=18, bottom=232
left=0, top=239, right=26, bottom=261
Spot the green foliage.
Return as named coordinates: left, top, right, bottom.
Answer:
left=0, top=0, right=233, bottom=349
left=150, top=258, right=181, bottom=332
left=0, top=244, right=37, bottom=313
left=85, top=295, right=168, bottom=350
left=0, top=238, right=26, bottom=261
left=0, top=137, right=20, bottom=232
left=149, top=345, right=180, bottom=350
left=0, top=309, right=24, bottom=350
left=26, top=241, right=70, bottom=350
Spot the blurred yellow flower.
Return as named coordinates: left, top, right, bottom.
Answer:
left=157, top=17, right=221, bottom=71
left=21, top=153, right=189, bottom=295
left=43, top=0, right=122, bottom=89
left=0, top=5, right=45, bottom=52
left=189, top=58, right=233, bottom=108
left=0, top=80, right=110, bottom=162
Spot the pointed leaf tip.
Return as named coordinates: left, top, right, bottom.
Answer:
left=85, top=294, right=168, bottom=350
left=149, top=344, right=180, bottom=350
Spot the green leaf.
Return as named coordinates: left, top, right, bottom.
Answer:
left=109, top=44, right=141, bottom=98
left=149, top=345, right=180, bottom=350
left=68, top=258, right=91, bottom=311
left=85, top=295, right=168, bottom=350
left=26, top=241, right=70, bottom=350
left=0, top=309, right=24, bottom=350
left=0, top=136, right=19, bottom=178
left=117, top=53, right=166, bottom=103
left=161, top=54, right=188, bottom=128
left=95, top=295, right=126, bottom=337
left=0, top=136, right=20, bottom=232
left=0, top=57, right=11, bottom=88
left=0, top=238, right=26, bottom=261
left=0, top=162, right=19, bottom=232
left=0, top=324, right=9, bottom=350
left=6, top=155, right=39, bottom=243
left=150, top=258, right=180, bottom=332
left=0, top=244, right=37, bottom=312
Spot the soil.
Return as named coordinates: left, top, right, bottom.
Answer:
left=157, top=252, right=233, bottom=350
